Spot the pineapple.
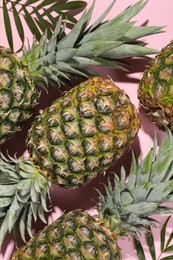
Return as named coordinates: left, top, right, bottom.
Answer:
left=27, top=76, right=141, bottom=189
left=138, top=40, right=173, bottom=131
left=12, top=128, right=173, bottom=259
left=0, top=0, right=163, bottom=144
left=0, top=76, right=140, bottom=248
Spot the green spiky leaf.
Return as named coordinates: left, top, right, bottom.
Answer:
left=134, top=239, right=146, bottom=260
left=1, top=0, right=87, bottom=52
left=0, top=154, right=51, bottom=249
left=135, top=215, right=173, bottom=260
left=147, top=226, right=156, bottom=260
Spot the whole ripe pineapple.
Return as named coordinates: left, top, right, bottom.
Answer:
left=0, top=0, right=163, bottom=144
left=27, top=77, right=140, bottom=188
left=12, top=128, right=173, bottom=259
left=138, top=40, right=173, bottom=131
left=0, top=76, right=140, bottom=248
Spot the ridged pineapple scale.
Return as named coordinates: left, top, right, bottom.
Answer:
left=12, top=210, right=121, bottom=260
left=27, top=77, right=140, bottom=188
left=0, top=47, right=39, bottom=143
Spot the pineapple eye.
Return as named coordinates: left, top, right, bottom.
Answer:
left=8, top=108, right=22, bottom=124
left=63, top=122, right=79, bottom=139
left=79, top=102, right=95, bottom=118
left=85, top=157, right=100, bottom=172
left=115, top=111, right=130, bottom=130
left=0, top=89, right=12, bottom=109
left=54, top=228, right=63, bottom=238
left=68, top=250, right=83, bottom=260
left=61, top=108, right=75, bottom=121
left=51, top=147, right=66, bottom=162
left=68, top=158, right=85, bottom=173
left=95, top=96, right=114, bottom=114
left=66, top=140, right=83, bottom=157
left=115, top=92, right=129, bottom=107
left=83, top=139, right=98, bottom=155
left=99, top=138, right=113, bottom=152
left=64, top=220, right=77, bottom=231
left=51, top=240, right=65, bottom=255
left=34, top=127, right=45, bottom=138
left=96, top=116, right=111, bottom=134
left=114, top=135, right=127, bottom=149
left=82, top=241, right=96, bottom=257
left=0, top=71, right=12, bottom=87
left=99, top=245, right=111, bottom=258
left=100, top=153, right=114, bottom=167
left=46, top=116, right=59, bottom=127
left=37, top=146, right=48, bottom=156
left=80, top=119, right=96, bottom=137
left=79, top=226, right=93, bottom=238
left=47, top=129, right=62, bottom=145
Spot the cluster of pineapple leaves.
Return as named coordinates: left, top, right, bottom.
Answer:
left=1, top=0, right=87, bottom=52
left=134, top=215, right=173, bottom=260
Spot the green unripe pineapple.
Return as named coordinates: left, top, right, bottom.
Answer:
left=12, top=129, right=173, bottom=259
left=0, top=0, right=163, bottom=144
left=0, top=47, right=39, bottom=144
left=0, top=76, right=140, bottom=249
left=138, top=40, right=173, bottom=130
left=27, top=77, right=141, bottom=189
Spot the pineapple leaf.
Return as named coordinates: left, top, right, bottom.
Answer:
left=122, top=26, right=164, bottom=42
left=88, top=0, right=116, bottom=32
left=0, top=154, right=52, bottom=249
left=103, top=44, right=159, bottom=58
left=128, top=151, right=138, bottom=190
left=19, top=207, right=28, bottom=243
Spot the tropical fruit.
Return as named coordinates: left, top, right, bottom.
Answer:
left=27, top=76, right=141, bottom=189
left=138, top=40, right=173, bottom=131
left=12, top=128, right=173, bottom=259
left=0, top=0, right=163, bottom=144
left=0, top=76, right=140, bottom=248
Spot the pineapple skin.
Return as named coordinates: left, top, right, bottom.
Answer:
left=27, top=77, right=141, bottom=189
left=12, top=210, right=122, bottom=260
left=138, top=40, right=173, bottom=130
left=0, top=47, right=39, bottom=144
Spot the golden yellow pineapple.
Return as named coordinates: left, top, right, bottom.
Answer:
left=27, top=77, right=141, bottom=189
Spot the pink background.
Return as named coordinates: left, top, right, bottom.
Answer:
left=0, top=0, right=173, bottom=259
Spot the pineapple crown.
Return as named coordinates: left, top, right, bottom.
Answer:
left=23, top=0, right=163, bottom=89
left=0, top=155, right=51, bottom=249
left=98, top=128, right=173, bottom=238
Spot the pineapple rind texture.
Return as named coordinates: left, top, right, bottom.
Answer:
left=138, top=40, right=173, bottom=130
left=27, top=77, right=141, bottom=189
left=0, top=47, right=39, bottom=144
left=12, top=210, right=122, bottom=260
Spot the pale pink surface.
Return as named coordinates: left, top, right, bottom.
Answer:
left=0, top=1, right=173, bottom=259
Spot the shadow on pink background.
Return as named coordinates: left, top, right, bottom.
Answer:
left=0, top=0, right=173, bottom=259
